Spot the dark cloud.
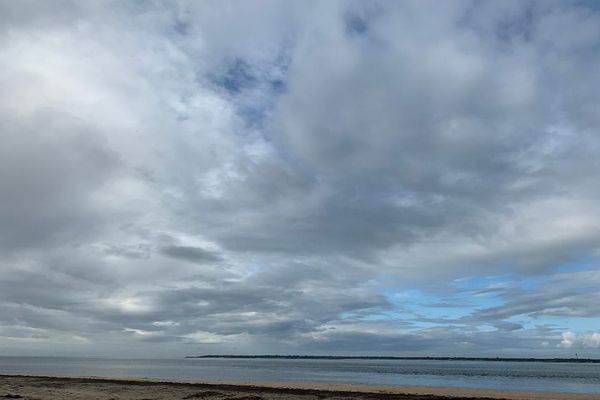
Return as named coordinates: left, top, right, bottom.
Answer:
left=160, top=246, right=222, bottom=264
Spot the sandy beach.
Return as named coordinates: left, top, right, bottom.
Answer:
left=1, top=375, right=599, bottom=400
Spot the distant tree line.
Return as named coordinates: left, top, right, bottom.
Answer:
left=185, top=355, right=600, bottom=363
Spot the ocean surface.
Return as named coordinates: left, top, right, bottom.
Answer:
left=1, top=356, right=600, bottom=394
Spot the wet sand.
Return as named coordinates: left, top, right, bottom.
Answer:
left=1, top=375, right=599, bottom=400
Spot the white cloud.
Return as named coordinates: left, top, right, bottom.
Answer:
left=560, top=331, right=600, bottom=349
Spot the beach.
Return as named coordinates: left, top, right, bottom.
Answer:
left=1, top=375, right=600, bottom=400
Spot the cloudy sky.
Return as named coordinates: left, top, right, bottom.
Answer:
left=1, top=0, right=600, bottom=358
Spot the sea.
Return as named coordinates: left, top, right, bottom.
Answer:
left=1, top=356, right=600, bottom=394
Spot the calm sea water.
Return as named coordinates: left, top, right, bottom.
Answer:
left=1, top=357, right=599, bottom=394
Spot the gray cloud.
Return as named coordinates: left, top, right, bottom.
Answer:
left=467, top=270, right=600, bottom=322
left=1, top=0, right=600, bottom=357
left=160, top=246, right=222, bottom=264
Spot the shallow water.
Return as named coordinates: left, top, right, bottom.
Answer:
left=1, top=356, right=599, bottom=394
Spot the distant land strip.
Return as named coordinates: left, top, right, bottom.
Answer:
left=186, top=355, right=600, bottom=363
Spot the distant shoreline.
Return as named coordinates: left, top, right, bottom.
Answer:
left=185, top=355, right=600, bottom=363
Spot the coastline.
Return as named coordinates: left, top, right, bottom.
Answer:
left=1, top=374, right=600, bottom=400
left=186, top=355, right=600, bottom=363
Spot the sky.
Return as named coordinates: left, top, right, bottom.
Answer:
left=1, top=0, right=600, bottom=358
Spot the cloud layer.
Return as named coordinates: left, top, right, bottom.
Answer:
left=1, top=0, right=600, bottom=357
